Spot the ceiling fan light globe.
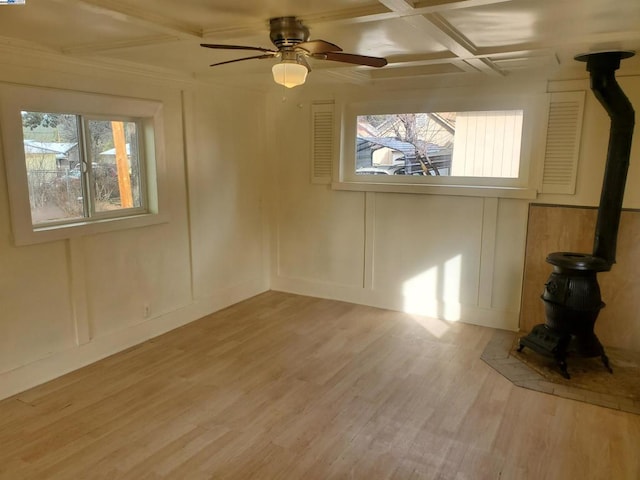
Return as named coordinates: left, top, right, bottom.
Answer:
left=272, top=61, right=308, bottom=88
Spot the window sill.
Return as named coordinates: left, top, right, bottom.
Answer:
left=331, top=181, right=538, bottom=199
left=14, top=212, right=170, bottom=246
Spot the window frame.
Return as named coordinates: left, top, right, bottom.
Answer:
left=333, top=93, right=548, bottom=199
left=80, top=114, right=148, bottom=222
left=1, top=84, right=168, bottom=245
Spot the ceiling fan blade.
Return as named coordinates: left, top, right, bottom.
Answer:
left=201, top=43, right=277, bottom=54
left=210, top=54, right=275, bottom=67
left=296, top=39, right=342, bottom=54
left=317, top=51, right=387, bottom=67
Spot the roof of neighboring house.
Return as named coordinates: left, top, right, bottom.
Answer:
left=99, top=144, right=131, bottom=156
left=357, top=123, right=381, bottom=138
left=23, top=140, right=77, bottom=155
left=357, top=137, right=445, bottom=157
left=357, top=137, right=416, bottom=156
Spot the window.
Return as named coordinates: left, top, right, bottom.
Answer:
left=356, top=110, right=523, bottom=178
left=1, top=85, right=167, bottom=245
left=22, top=113, right=145, bottom=225
left=335, top=94, right=548, bottom=198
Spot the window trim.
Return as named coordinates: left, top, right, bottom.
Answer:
left=333, top=93, right=549, bottom=198
left=0, top=84, right=168, bottom=245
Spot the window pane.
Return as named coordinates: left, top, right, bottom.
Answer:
left=356, top=110, right=523, bottom=178
left=85, top=120, right=142, bottom=213
left=21, top=111, right=84, bottom=224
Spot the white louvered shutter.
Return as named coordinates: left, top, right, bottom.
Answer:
left=541, top=91, right=585, bottom=194
left=311, top=102, right=334, bottom=184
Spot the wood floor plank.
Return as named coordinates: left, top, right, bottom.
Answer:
left=1, top=291, right=639, bottom=479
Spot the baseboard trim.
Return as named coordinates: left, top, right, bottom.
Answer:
left=271, top=275, right=518, bottom=331
left=0, top=278, right=268, bottom=401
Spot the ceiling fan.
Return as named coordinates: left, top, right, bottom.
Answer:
left=200, top=16, right=388, bottom=88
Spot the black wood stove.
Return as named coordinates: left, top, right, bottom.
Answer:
left=518, top=51, right=636, bottom=379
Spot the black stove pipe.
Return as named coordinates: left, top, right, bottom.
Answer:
left=517, top=52, right=635, bottom=378
left=576, top=51, right=636, bottom=269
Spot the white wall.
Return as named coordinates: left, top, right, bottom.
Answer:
left=268, top=82, right=533, bottom=332
left=268, top=73, right=640, bottom=334
left=0, top=50, right=269, bottom=400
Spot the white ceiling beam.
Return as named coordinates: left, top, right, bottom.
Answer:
left=377, top=0, right=415, bottom=13
left=412, top=0, right=512, bottom=13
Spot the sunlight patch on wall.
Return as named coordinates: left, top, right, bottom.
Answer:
left=443, top=254, right=462, bottom=321
left=403, top=265, right=439, bottom=318
left=402, top=254, right=463, bottom=324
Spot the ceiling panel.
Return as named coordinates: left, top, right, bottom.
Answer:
left=299, top=17, right=448, bottom=58
left=0, top=1, right=161, bottom=50
left=442, top=0, right=640, bottom=49
left=106, top=0, right=384, bottom=33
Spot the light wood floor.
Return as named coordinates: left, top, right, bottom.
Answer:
left=1, top=292, right=638, bottom=479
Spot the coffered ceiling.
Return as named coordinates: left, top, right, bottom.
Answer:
left=0, top=0, right=638, bottom=88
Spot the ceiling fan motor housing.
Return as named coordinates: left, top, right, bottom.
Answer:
left=269, top=17, right=310, bottom=48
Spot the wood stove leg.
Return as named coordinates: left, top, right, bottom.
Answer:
left=556, top=356, right=570, bottom=379
left=601, top=352, right=613, bottom=374
left=555, top=334, right=572, bottom=379
left=592, top=336, right=613, bottom=374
